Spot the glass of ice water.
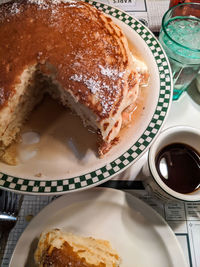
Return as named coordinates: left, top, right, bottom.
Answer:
left=159, top=3, right=200, bottom=100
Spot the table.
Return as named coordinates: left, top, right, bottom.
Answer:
left=1, top=88, right=200, bottom=267
left=1, top=0, right=200, bottom=266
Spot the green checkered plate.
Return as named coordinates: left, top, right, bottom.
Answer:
left=0, top=1, right=172, bottom=194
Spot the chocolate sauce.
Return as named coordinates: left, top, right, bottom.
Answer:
left=155, top=143, right=200, bottom=194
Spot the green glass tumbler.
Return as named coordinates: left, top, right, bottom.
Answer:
left=159, top=3, right=200, bottom=100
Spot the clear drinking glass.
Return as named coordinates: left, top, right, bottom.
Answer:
left=159, top=3, right=200, bottom=100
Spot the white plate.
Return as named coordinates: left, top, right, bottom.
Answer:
left=9, top=188, right=187, bottom=267
left=0, top=1, right=173, bottom=194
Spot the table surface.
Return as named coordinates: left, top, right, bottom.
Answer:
left=1, top=0, right=200, bottom=266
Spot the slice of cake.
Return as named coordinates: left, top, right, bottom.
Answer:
left=0, top=0, right=149, bottom=164
left=34, top=229, right=120, bottom=267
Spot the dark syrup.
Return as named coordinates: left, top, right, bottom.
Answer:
left=155, top=143, right=200, bottom=194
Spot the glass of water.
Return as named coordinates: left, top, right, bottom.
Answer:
left=159, top=3, right=200, bottom=100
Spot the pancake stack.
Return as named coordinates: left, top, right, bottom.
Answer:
left=0, top=0, right=148, bottom=164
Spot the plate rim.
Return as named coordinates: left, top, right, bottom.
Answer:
left=9, top=187, right=187, bottom=267
left=0, top=1, right=173, bottom=194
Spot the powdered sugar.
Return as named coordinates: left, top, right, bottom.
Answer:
left=67, top=3, right=78, bottom=7
left=70, top=67, right=122, bottom=113
left=28, top=0, right=49, bottom=9
left=70, top=74, right=101, bottom=94
left=52, top=0, right=77, bottom=4
left=70, top=74, right=83, bottom=82
left=99, top=65, right=125, bottom=80
left=26, top=0, right=81, bottom=19
left=27, top=0, right=78, bottom=9
left=84, top=78, right=101, bottom=94
left=10, top=3, right=20, bottom=14
left=69, top=74, right=120, bottom=115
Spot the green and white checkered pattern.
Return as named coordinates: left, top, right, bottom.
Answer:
left=0, top=1, right=172, bottom=194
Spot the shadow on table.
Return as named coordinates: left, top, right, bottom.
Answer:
left=187, top=79, right=200, bottom=105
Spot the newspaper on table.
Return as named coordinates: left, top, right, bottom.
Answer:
left=98, top=0, right=169, bottom=32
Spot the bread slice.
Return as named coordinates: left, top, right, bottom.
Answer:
left=34, top=229, right=120, bottom=267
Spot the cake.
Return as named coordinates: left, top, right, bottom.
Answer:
left=34, top=229, right=120, bottom=266
left=0, top=0, right=149, bottom=164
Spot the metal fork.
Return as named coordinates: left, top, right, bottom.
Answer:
left=0, top=189, right=23, bottom=264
